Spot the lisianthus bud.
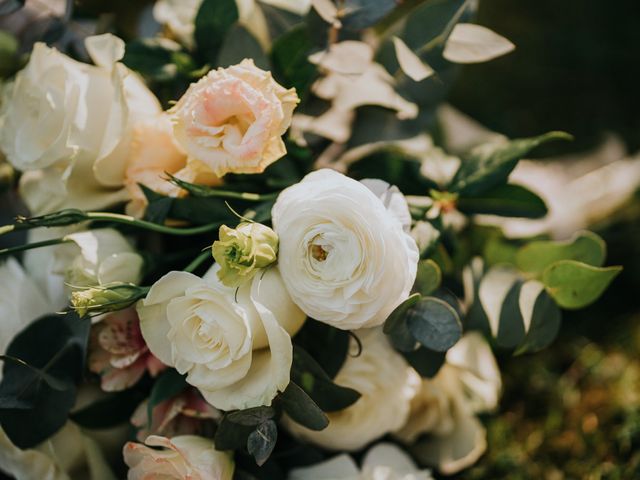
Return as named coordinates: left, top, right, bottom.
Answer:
left=71, top=283, right=148, bottom=317
left=212, top=222, right=278, bottom=287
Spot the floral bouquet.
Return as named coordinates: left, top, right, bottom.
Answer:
left=0, top=0, right=623, bottom=479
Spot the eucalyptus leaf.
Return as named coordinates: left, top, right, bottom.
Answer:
left=406, top=296, right=462, bottom=352
left=542, top=260, right=622, bottom=309
left=227, top=406, right=275, bottom=426
left=279, top=382, right=329, bottom=431
left=449, top=131, right=573, bottom=196
left=495, top=281, right=526, bottom=349
left=413, top=260, right=442, bottom=296
left=515, top=231, right=606, bottom=277
left=478, top=265, right=519, bottom=337
left=215, top=414, right=255, bottom=450
left=247, top=420, right=278, bottom=466
left=195, top=0, right=239, bottom=62
left=457, top=183, right=548, bottom=218
left=403, top=347, right=446, bottom=378
left=516, top=280, right=562, bottom=354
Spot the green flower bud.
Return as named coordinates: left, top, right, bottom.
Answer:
left=71, top=283, right=148, bottom=317
left=212, top=222, right=279, bottom=287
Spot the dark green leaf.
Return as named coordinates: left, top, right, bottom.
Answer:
left=403, top=347, right=446, bottom=378
left=227, top=406, right=275, bottom=427
left=146, top=369, right=187, bottom=425
left=0, top=0, right=25, bottom=16
left=449, top=131, right=573, bottom=195
left=218, top=24, right=270, bottom=70
left=247, top=420, right=278, bottom=466
left=542, top=260, right=622, bottom=309
left=292, top=321, right=349, bottom=378
left=215, top=414, right=255, bottom=450
left=195, top=0, right=239, bottom=62
left=384, top=293, right=421, bottom=335
left=122, top=38, right=186, bottom=81
left=402, top=0, right=466, bottom=50
left=279, top=382, right=329, bottom=431
left=71, top=388, right=146, bottom=429
left=413, top=260, right=442, bottom=295
left=406, top=296, right=462, bottom=352
left=516, top=281, right=562, bottom=354
left=457, top=183, right=548, bottom=218
left=495, top=281, right=526, bottom=349
left=271, top=25, right=316, bottom=100
left=140, top=184, right=174, bottom=224
left=342, top=0, right=397, bottom=30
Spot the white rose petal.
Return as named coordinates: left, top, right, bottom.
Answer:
left=272, top=169, right=419, bottom=330
left=443, top=23, right=515, bottom=64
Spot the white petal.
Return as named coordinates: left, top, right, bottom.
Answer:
left=443, top=23, right=515, bottom=64
left=392, top=36, right=434, bottom=82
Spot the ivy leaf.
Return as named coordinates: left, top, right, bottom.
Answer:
left=247, top=420, right=278, bottom=466
left=406, top=296, right=463, bottom=352
left=542, top=260, right=622, bottom=309
left=146, top=369, right=187, bottom=427
left=515, top=231, right=606, bottom=277
left=449, top=131, right=573, bottom=196
left=456, top=183, right=548, bottom=219
left=218, top=24, right=270, bottom=70
left=195, top=0, right=239, bottom=63
left=279, top=382, right=329, bottom=431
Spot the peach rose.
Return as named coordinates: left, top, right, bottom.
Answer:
left=123, top=435, right=233, bottom=480
left=170, top=59, right=299, bottom=176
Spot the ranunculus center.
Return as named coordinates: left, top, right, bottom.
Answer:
left=310, top=243, right=328, bottom=262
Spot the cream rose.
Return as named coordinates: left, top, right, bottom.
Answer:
left=396, top=332, right=502, bottom=475
left=283, top=329, right=420, bottom=451
left=272, top=169, right=419, bottom=330
left=137, top=265, right=305, bottom=410
left=123, top=435, right=233, bottom=480
left=0, top=34, right=162, bottom=215
left=170, top=59, right=299, bottom=177
left=289, top=443, right=433, bottom=480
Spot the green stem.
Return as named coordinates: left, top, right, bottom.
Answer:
left=184, top=250, right=213, bottom=274
left=84, top=212, right=222, bottom=236
left=0, top=238, right=72, bottom=257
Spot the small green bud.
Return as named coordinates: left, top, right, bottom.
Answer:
left=71, top=283, right=148, bottom=317
left=212, top=222, right=279, bottom=287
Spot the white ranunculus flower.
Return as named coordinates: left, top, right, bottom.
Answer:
left=54, top=229, right=144, bottom=289
left=289, top=443, right=433, bottom=480
left=272, top=169, right=419, bottom=330
left=395, top=332, right=502, bottom=475
left=137, top=265, right=305, bottom=410
left=123, top=435, right=233, bottom=480
left=170, top=59, right=299, bottom=177
left=284, top=329, right=420, bottom=451
left=0, top=34, right=162, bottom=215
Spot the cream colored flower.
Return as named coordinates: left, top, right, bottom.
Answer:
left=0, top=34, right=162, bottom=215
left=289, top=443, right=433, bottom=480
left=284, top=329, right=420, bottom=451
left=137, top=264, right=305, bottom=410
left=123, top=435, right=233, bottom=480
left=396, top=332, right=502, bottom=475
left=170, top=59, right=299, bottom=177
left=272, top=169, right=419, bottom=330
left=124, top=114, right=220, bottom=218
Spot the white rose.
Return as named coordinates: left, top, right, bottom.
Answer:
left=272, top=169, right=419, bottom=330
left=137, top=265, right=305, bottom=410
left=170, top=59, right=299, bottom=176
left=396, top=332, right=502, bottom=475
left=289, top=443, right=433, bottom=480
left=0, top=34, right=162, bottom=215
left=283, top=329, right=420, bottom=451
left=54, top=229, right=144, bottom=289
left=123, top=435, right=233, bottom=480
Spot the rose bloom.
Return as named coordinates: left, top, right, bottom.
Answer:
left=0, top=34, right=162, bottom=215
left=289, top=443, right=433, bottom=480
left=283, top=329, right=420, bottom=451
left=131, top=388, right=220, bottom=442
left=272, top=169, right=419, bottom=330
left=137, top=264, right=305, bottom=411
left=170, top=59, right=299, bottom=177
left=124, top=435, right=233, bottom=480
left=89, top=308, right=165, bottom=391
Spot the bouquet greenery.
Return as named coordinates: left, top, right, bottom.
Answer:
left=0, top=0, right=623, bottom=478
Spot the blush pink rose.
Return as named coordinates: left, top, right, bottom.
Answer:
left=170, top=59, right=299, bottom=176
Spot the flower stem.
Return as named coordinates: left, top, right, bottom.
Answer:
left=84, top=212, right=223, bottom=236
left=0, top=238, right=72, bottom=257
left=184, top=250, right=213, bottom=274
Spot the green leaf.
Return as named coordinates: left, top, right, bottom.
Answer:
left=457, top=183, right=548, bottom=218
left=403, top=347, right=446, bottom=378
left=122, top=38, right=188, bottom=81
left=279, top=382, right=329, bottom=431
left=271, top=25, right=316, bottom=100
left=515, top=231, right=606, bottom=277
left=146, top=369, right=187, bottom=426
left=413, top=260, right=442, bottom=295
left=495, top=281, right=526, bottom=349
left=292, top=321, right=349, bottom=378
left=542, top=260, right=622, bottom=309
left=291, top=347, right=360, bottom=412
left=406, top=296, right=462, bottom=352
left=342, top=0, right=397, bottom=30
left=227, top=406, right=275, bottom=427
left=0, top=30, right=18, bottom=78
left=218, top=24, right=270, bottom=70
left=449, top=131, right=573, bottom=195
left=71, top=388, right=146, bottom=429
left=247, top=420, right=278, bottom=466
left=215, top=415, right=255, bottom=450
left=515, top=280, right=562, bottom=354
left=384, top=293, right=421, bottom=335
left=0, top=0, right=24, bottom=16
left=0, top=312, right=90, bottom=449
left=195, top=0, right=239, bottom=62
left=402, top=0, right=466, bottom=51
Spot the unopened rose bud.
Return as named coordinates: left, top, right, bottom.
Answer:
left=71, top=283, right=147, bottom=317
left=212, top=222, right=278, bottom=288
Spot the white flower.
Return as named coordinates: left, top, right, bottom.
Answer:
left=1, top=34, right=162, bottom=215
left=54, top=229, right=143, bottom=289
left=283, top=329, right=420, bottom=451
left=395, top=332, right=502, bottom=475
left=289, top=443, right=433, bottom=480
left=123, top=435, right=233, bottom=480
left=272, top=169, right=419, bottom=330
left=170, top=59, right=299, bottom=177
left=137, top=265, right=305, bottom=410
